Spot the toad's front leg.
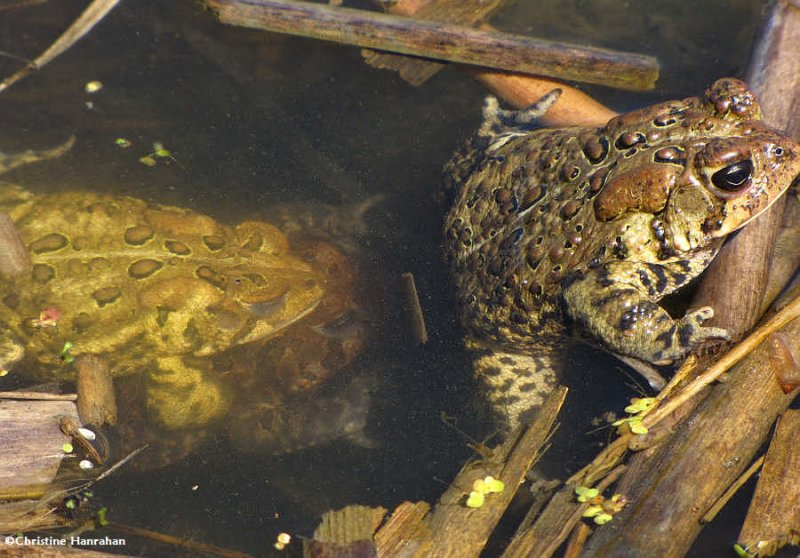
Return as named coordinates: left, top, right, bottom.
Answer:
left=562, top=262, right=729, bottom=365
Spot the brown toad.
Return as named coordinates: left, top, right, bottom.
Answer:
left=443, top=79, right=800, bottom=428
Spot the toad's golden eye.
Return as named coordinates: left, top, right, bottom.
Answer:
left=711, top=160, right=753, bottom=192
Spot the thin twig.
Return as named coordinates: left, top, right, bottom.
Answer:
left=0, top=0, right=121, bottom=93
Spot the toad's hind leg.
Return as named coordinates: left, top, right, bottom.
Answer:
left=468, top=338, right=562, bottom=431
left=147, top=356, right=229, bottom=430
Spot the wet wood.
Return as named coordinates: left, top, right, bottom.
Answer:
left=205, top=0, right=659, bottom=91
left=374, top=501, right=431, bottom=556
left=0, top=399, right=79, bottom=488
left=401, top=272, right=428, bottom=345
left=691, top=0, right=800, bottom=340
left=75, top=355, right=117, bottom=427
left=0, top=391, right=77, bottom=401
left=738, top=409, right=800, bottom=555
left=0, top=212, right=30, bottom=277
left=362, top=0, right=506, bottom=86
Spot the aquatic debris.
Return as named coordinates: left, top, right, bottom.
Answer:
left=77, top=427, right=96, bottom=441
left=273, top=532, right=291, bottom=550
left=60, top=341, right=76, bottom=364
left=575, top=486, right=627, bottom=525
left=33, top=306, right=62, bottom=328
left=138, top=141, right=181, bottom=168
left=466, top=475, right=505, bottom=508
left=79, top=459, right=94, bottom=470
left=0, top=212, right=31, bottom=277
left=84, top=80, right=103, bottom=93
left=613, top=396, right=656, bottom=435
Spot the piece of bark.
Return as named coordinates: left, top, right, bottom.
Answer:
left=374, top=501, right=431, bottom=557
left=362, top=0, right=506, bottom=85
left=0, top=399, right=79, bottom=489
left=0, top=212, right=30, bottom=277
left=205, top=0, right=658, bottom=91
left=75, top=355, right=117, bottom=427
left=690, top=0, right=800, bottom=340
left=737, top=409, right=800, bottom=555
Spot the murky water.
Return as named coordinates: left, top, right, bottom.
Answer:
left=0, top=1, right=779, bottom=556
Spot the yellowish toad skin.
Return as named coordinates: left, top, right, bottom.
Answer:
left=0, top=184, right=324, bottom=430
left=443, top=79, right=800, bottom=428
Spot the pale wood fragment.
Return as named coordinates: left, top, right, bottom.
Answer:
left=738, top=409, right=800, bottom=556
left=76, top=355, right=117, bottom=427
left=0, top=399, right=78, bottom=488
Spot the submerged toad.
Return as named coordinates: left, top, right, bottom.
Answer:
left=443, top=79, right=800, bottom=428
left=0, top=164, right=326, bottom=431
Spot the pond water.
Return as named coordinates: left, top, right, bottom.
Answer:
left=0, top=1, right=788, bottom=556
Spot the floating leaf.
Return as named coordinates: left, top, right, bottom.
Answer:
left=97, top=507, right=109, bottom=527
left=582, top=505, right=603, bottom=518
left=277, top=533, right=291, bottom=545
left=485, top=476, right=505, bottom=493
left=139, top=155, right=157, bottom=167
left=62, top=442, right=74, bottom=454
left=472, top=478, right=488, bottom=494
left=115, top=138, right=132, bottom=148
left=624, top=397, right=656, bottom=414
left=575, top=486, right=599, bottom=502
left=466, top=491, right=485, bottom=509
left=593, top=512, right=614, bottom=525
left=84, top=81, right=103, bottom=93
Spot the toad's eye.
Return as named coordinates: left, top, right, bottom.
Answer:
left=711, top=160, right=753, bottom=192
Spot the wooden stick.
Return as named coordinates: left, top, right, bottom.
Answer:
left=738, top=410, right=800, bottom=554
left=205, top=0, right=658, bottom=91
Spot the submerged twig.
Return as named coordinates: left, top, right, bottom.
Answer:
left=0, top=0, right=121, bottom=93
left=206, top=0, right=658, bottom=90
